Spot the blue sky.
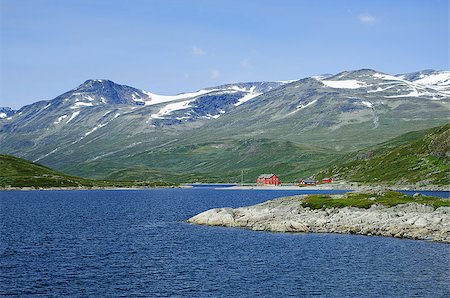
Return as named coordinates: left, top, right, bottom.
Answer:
left=1, top=0, right=448, bottom=109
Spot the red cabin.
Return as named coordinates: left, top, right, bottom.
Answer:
left=256, top=174, right=281, bottom=186
left=322, top=177, right=333, bottom=183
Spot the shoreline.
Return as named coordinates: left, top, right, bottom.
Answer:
left=220, top=183, right=450, bottom=192
left=0, top=185, right=192, bottom=191
left=1, top=183, right=448, bottom=192
left=188, top=195, right=450, bottom=243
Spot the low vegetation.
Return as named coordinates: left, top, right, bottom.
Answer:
left=301, top=191, right=449, bottom=210
left=317, top=124, right=450, bottom=185
left=100, top=138, right=339, bottom=183
left=0, top=154, right=175, bottom=188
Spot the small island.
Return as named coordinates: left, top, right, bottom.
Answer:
left=188, top=190, right=450, bottom=243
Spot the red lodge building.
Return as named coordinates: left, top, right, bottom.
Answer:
left=256, top=174, right=281, bottom=186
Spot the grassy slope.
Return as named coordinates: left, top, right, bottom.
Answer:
left=0, top=154, right=174, bottom=188
left=67, top=124, right=449, bottom=185
left=316, top=124, right=450, bottom=185
left=100, top=138, right=340, bottom=183
left=301, top=191, right=449, bottom=210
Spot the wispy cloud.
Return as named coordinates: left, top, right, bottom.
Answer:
left=210, top=69, right=220, bottom=79
left=240, top=58, right=250, bottom=68
left=192, top=46, right=206, bottom=56
left=358, top=13, right=376, bottom=24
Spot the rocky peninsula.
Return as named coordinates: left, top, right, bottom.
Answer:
left=188, top=191, right=450, bottom=243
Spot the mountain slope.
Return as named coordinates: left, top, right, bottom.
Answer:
left=0, top=68, right=449, bottom=182
left=187, top=69, right=449, bottom=150
left=0, top=79, right=285, bottom=163
left=101, top=139, right=339, bottom=183
left=317, top=124, right=450, bottom=185
left=397, top=70, right=450, bottom=94
left=0, top=154, right=173, bottom=188
left=0, top=107, right=15, bottom=119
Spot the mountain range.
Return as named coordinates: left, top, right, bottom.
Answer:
left=1, top=69, right=449, bottom=183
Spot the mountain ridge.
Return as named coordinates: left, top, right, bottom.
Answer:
left=1, top=68, right=449, bottom=183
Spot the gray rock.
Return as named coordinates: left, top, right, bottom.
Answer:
left=188, top=198, right=450, bottom=243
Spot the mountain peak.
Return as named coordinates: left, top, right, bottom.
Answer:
left=79, top=79, right=116, bottom=88
left=83, top=79, right=112, bottom=83
left=54, top=79, right=150, bottom=105
left=0, top=107, right=16, bottom=119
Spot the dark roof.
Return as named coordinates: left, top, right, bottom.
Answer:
left=301, top=179, right=317, bottom=183
left=258, top=174, right=276, bottom=179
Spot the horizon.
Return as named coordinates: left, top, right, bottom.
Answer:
left=1, top=0, right=449, bottom=109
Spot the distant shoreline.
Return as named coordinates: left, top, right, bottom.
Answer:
left=1, top=183, right=448, bottom=192
left=220, top=183, right=449, bottom=192
left=0, top=185, right=191, bottom=191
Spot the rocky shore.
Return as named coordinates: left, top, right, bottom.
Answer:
left=188, top=195, right=450, bottom=243
left=225, top=183, right=449, bottom=192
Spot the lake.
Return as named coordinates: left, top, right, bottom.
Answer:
left=1, top=188, right=449, bottom=296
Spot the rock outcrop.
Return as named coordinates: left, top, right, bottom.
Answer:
left=188, top=196, right=450, bottom=242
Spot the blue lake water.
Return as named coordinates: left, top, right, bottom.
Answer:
left=1, top=188, right=449, bottom=296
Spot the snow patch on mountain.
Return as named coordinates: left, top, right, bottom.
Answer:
left=385, top=87, right=445, bottom=99
left=411, top=72, right=450, bottom=93
left=234, top=87, right=262, bottom=106
left=367, top=85, right=397, bottom=93
left=372, top=73, right=405, bottom=82
left=0, top=107, right=16, bottom=119
left=287, top=99, right=319, bottom=116
left=84, top=95, right=95, bottom=101
left=66, top=111, right=80, bottom=123
left=34, top=147, right=59, bottom=162
left=202, top=113, right=222, bottom=119
left=85, top=126, right=100, bottom=136
left=321, top=79, right=367, bottom=89
left=396, top=70, right=450, bottom=95
left=297, top=99, right=318, bottom=111
left=85, top=122, right=109, bottom=136
left=71, top=102, right=94, bottom=109
left=150, top=99, right=196, bottom=119
left=361, top=101, right=373, bottom=108
left=54, top=115, right=68, bottom=124
left=277, top=79, right=298, bottom=84
left=142, top=89, right=214, bottom=106
left=402, top=71, right=450, bottom=86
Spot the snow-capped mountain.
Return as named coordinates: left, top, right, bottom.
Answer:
left=0, top=69, right=448, bottom=181
left=4, top=79, right=285, bottom=131
left=0, top=79, right=286, bottom=163
left=0, top=107, right=15, bottom=119
left=396, top=70, right=450, bottom=94
left=315, top=69, right=448, bottom=99
left=145, top=81, right=283, bottom=125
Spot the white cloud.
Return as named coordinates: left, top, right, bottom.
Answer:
left=192, top=46, right=206, bottom=56
left=240, top=58, right=250, bottom=68
left=358, top=13, right=376, bottom=24
left=210, top=69, right=220, bottom=79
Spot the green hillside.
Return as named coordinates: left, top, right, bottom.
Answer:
left=92, top=138, right=340, bottom=183
left=317, top=124, right=450, bottom=185
left=0, top=154, right=174, bottom=188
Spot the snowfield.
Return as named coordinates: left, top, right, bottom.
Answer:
left=320, top=79, right=367, bottom=89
